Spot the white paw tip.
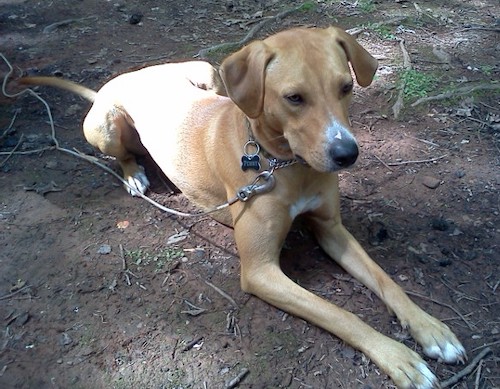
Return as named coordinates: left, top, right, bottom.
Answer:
left=126, top=171, right=150, bottom=196
left=425, top=342, right=467, bottom=364
left=416, top=362, right=438, bottom=389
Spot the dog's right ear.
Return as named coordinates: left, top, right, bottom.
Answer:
left=219, top=41, right=274, bottom=118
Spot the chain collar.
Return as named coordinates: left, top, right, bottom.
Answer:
left=242, top=118, right=297, bottom=173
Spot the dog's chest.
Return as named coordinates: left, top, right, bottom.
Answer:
left=289, top=195, right=322, bottom=219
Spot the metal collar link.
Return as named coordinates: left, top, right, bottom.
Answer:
left=236, top=170, right=275, bottom=202
left=243, top=117, right=298, bottom=172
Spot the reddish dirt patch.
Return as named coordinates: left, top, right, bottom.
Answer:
left=1, top=1, right=498, bottom=388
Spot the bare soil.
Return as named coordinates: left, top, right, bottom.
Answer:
left=0, top=1, right=499, bottom=388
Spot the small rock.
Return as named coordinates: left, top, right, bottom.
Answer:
left=421, top=175, right=441, bottom=189
left=340, top=346, right=356, bottom=359
left=450, top=228, right=463, bottom=236
left=45, top=160, right=58, bottom=169
left=60, top=332, right=73, bottom=346
left=431, top=218, right=449, bottom=231
left=128, top=13, right=143, bottom=25
left=438, top=258, right=452, bottom=267
left=97, top=244, right=112, bottom=255
left=432, top=46, right=452, bottom=64
left=167, top=230, right=189, bottom=245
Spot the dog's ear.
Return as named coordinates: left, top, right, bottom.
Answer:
left=219, top=41, right=274, bottom=118
left=330, top=27, right=378, bottom=87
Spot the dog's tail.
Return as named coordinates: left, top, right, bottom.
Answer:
left=19, top=76, right=97, bottom=102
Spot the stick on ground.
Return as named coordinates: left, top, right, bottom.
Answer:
left=441, top=347, right=492, bottom=388
left=196, top=4, right=306, bottom=58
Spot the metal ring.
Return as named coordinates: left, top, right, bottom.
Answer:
left=243, top=140, right=260, bottom=158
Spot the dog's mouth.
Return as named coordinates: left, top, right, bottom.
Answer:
left=295, top=155, right=308, bottom=166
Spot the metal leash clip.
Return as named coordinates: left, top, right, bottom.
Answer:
left=236, top=170, right=276, bottom=202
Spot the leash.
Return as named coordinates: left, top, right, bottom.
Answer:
left=101, top=117, right=298, bottom=218
left=144, top=118, right=298, bottom=217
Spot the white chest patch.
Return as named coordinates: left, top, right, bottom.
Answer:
left=289, top=195, right=322, bottom=220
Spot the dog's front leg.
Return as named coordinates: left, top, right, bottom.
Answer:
left=309, top=210, right=467, bottom=373
left=232, top=202, right=439, bottom=389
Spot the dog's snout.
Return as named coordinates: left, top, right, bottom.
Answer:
left=329, top=141, right=359, bottom=168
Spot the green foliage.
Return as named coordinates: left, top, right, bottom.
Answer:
left=126, top=247, right=184, bottom=272
left=480, top=65, right=494, bottom=76
left=399, top=69, right=436, bottom=100
left=358, top=0, right=376, bottom=13
left=364, top=23, right=396, bottom=40
left=299, top=1, right=316, bottom=12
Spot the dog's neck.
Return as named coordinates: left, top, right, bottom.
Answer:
left=244, top=117, right=295, bottom=164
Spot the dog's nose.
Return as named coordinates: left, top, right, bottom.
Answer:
left=329, top=141, right=359, bottom=168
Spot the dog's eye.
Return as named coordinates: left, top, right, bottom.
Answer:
left=342, top=82, right=354, bottom=94
left=285, top=94, right=304, bottom=105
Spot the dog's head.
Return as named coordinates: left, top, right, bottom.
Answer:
left=219, top=27, right=378, bottom=172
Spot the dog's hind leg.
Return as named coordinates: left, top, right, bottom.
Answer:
left=83, top=105, right=150, bottom=196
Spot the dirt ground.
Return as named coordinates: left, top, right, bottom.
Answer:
left=0, top=1, right=499, bottom=388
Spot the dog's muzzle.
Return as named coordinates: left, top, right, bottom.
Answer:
left=326, top=119, right=359, bottom=170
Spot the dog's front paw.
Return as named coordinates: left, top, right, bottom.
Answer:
left=377, top=340, right=439, bottom=389
left=125, top=166, right=150, bottom=196
left=406, top=310, right=466, bottom=365
left=412, top=313, right=466, bottom=364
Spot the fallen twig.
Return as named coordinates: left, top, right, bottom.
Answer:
left=411, top=83, right=500, bottom=107
left=0, top=133, right=24, bottom=168
left=119, top=244, right=127, bottom=271
left=441, top=347, right=492, bottom=388
left=181, top=300, right=207, bottom=316
left=71, top=344, right=109, bottom=366
left=226, top=367, right=249, bottom=389
left=474, top=359, right=483, bottom=389
left=386, top=154, right=447, bottom=166
left=455, top=26, right=500, bottom=33
left=43, top=16, right=97, bottom=34
left=181, top=336, right=203, bottom=352
left=373, top=154, right=393, bottom=171
left=393, top=38, right=412, bottom=119
left=205, top=280, right=238, bottom=308
left=471, top=339, right=500, bottom=353
left=196, top=4, right=306, bottom=58
left=0, top=284, right=32, bottom=301
left=1, top=108, right=20, bottom=139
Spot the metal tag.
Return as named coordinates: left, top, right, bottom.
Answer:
left=241, top=155, right=261, bottom=171
left=241, top=140, right=261, bottom=171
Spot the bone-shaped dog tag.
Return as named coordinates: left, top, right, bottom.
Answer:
left=241, top=140, right=261, bottom=171
left=241, top=155, right=261, bottom=171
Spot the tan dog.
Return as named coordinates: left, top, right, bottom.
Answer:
left=20, top=27, right=466, bottom=388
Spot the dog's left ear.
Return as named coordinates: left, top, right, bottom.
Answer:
left=219, top=41, right=275, bottom=118
left=330, top=27, right=378, bottom=87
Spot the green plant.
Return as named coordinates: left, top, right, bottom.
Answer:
left=364, top=23, right=396, bottom=40
left=399, top=69, right=436, bottom=100
left=299, top=1, right=316, bottom=12
left=358, top=0, right=376, bottom=13
left=126, top=247, right=184, bottom=272
left=480, top=65, right=494, bottom=76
